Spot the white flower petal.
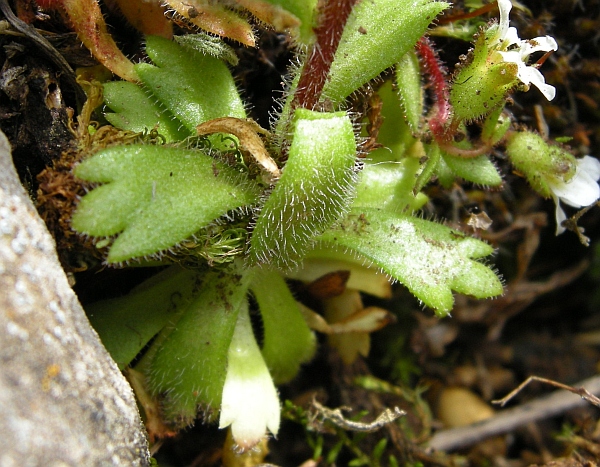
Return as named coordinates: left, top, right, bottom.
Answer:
left=219, top=307, right=280, bottom=451
left=504, top=26, right=521, bottom=46
left=492, top=0, right=558, bottom=101
left=526, top=36, right=558, bottom=54
left=579, top=155, right=600, bottom=181
left=497, top=0, right=513, bottom=40
left=498, top=50, right=522, bottom=66
left=534, top=81, right=556, bottom=101
left=490, top=0, right=517, bottom=47
left=553, top=194, right=568, bottom=235
left=549, top=157, right=600, bottom=208
left=560, top=185, right=599, bottom=208
left=549, top=156, right=600, bottom=234
left=519, top=66, right=556, bottom=100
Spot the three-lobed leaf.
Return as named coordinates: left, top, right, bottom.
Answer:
left=319, top=208, right=503, bottom=315
left=103, top=35, right=246, bottom=139
left=137, top=36, right=246, bottom=133
left=72, top=145, right=260, bottom=263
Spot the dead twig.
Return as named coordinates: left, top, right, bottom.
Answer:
left=311, top=399, right=405, bottom=433
left=492, top=375, right=600, bottom=408
left=426, top=374, right=600, bottom=452
left=562, top=200, right=600, bottom=246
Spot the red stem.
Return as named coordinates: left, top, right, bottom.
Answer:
left=415, top=36, right=452, bottom=142
left=292, top=0, right=360, bottom=110
left=416, top=37, right=495, bottom=159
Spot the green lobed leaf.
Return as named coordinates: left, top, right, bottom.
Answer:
left=103, top=81, right=191, bottom=142
left=72, top=145, right=261, bottom=263
left=318, top=208, right=503, bottom=315
left=249, top=108, right=357, bottom=268
left=250, top=269, right=315, bottom=384
left=86, top=266, right=200, bottom=369
left=322, top=0, right=449, bottom=103
left=136, top=35, right=246, bottom=133
left=146, top=268, right=252, bottom=424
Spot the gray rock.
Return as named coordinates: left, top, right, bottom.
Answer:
left=0, top=130, right=150, bottom=466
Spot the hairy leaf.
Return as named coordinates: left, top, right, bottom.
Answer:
left=103, top=81, right=190, bottom=142
left=319, top=208, right=503, bottom=315
left=72, top=145, right=260, bottom=263
left=146, top=268, right=252, bottom=424
left=174, top=33, right=239, bottom=66
left=322, top=0, right=448, bottom=102
left=395, top=50, right=424, bottom=133
left=441, top=151, right=503, bottom=187
left=250, top=269, right=315, bottom=384
left=86, top=266, right=200, bottom=369
left=136, top=36, right=246, bottom=133
left=165, top=1, right=256, bottom=46
left=249, top=109, right=357, bottom=268
left=102, top=36, right=245, bottom=144
left=58, top=0, right=137, bottom=81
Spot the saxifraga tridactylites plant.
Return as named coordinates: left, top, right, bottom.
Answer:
left=50, top=0, right=599, bottom=460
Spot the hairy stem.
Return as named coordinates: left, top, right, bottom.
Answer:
left=292, top=0, right=360, bottom=110
left=415, top=36, right=451, bottom=142
left=417, top=36, right=493, bottom=158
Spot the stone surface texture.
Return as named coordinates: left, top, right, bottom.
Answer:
left=0, top=130, right=150, bottom=466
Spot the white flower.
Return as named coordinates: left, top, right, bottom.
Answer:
left=492, top=0, right=558, bottom=101
left=219, top=306, right=280, bottom=451
left=548, top=156, right=600, bottom=234
left=491, top=0, right=520, bottom=47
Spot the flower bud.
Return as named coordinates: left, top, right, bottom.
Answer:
left=505, top=131, right=576, bottom=198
